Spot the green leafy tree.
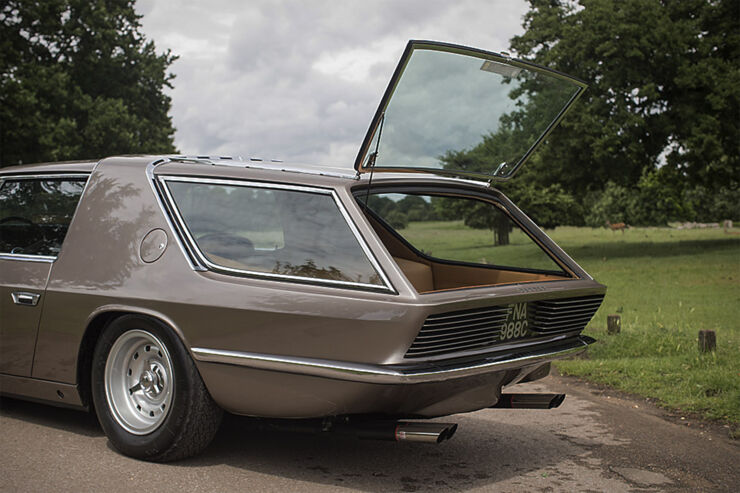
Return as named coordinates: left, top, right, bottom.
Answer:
left=445, top=0, right=738, bottom=227
left=683, top=186, right=740, bottom=222
left=628, top=167, right=688, bottom=225
left=583, top=181, right=632, bottom=227
left=0, top=0, right=177, bottom=166
left=585, top=167, right=693, bottom=226
left=509, top=0, right=739, bottom=193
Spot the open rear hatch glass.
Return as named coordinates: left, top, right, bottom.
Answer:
left=355, top=41, right=587, bottom=181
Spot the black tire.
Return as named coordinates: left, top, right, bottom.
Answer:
left=91, top=314, right=222, bottom=461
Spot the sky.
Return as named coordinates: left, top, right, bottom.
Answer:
left=135, top=0, right=529, bottom=168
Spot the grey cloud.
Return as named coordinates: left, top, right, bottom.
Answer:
left=136, top=0, right=528, bottom=166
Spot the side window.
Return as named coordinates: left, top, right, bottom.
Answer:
left=165, top=179, right=385, bottom=288
left=0, top=177, right=87, bottom=257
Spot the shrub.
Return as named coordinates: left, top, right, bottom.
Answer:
left=585, top=182, right=632, bottom=227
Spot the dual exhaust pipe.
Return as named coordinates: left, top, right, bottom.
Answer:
left=256, top=393, right=564, bottom=444
left=390, top=393, right=565, bottom=442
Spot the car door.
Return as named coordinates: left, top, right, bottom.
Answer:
left=0, top=175, right=87, bottom=376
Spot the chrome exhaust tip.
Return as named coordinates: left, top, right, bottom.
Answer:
left=490, top=393, right=566, bottom=409
left=394, top=422, right=458, bottom=443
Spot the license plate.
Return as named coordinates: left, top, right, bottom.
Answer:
left=498, top=302, right=530, bottom=342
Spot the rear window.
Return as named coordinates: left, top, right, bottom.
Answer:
left=0, top=177, right=87, bottom=257
left=365, top=192, right=565, bottom=274
left=164, top=178, right=386, bottom=289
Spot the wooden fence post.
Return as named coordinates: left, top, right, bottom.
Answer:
left=698, top=330, right=716, bottom=353
left=607, top=315, right=621, bottom=334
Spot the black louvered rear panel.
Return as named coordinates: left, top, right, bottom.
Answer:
left=405, top=295, right=604, bottom=359
left=404, top=305, right=510, bottom=358
left=528, top=295, right=604, bottom=334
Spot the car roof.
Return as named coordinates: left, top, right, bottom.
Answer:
left=153, top=156, right=490, bottom=189
left=0, top=159, right=98, bottom=176
left=0, top=155, right=490, bottom=190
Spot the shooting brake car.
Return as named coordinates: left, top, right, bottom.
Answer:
left=0, top=41, right=605, bottom=461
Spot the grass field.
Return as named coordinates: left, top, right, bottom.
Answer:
left=401, top=222, right=740, bottom=427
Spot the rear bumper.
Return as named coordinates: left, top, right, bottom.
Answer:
left=191, top=335, right=594, bottom=385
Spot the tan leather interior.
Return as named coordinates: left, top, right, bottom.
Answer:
left=430, top=262, right=563, bottom=291
left=391, top=255, right=564, bottom=293
left=367, top=210, right=567, bottom=293
left=394, top=257, right=434, bottom=293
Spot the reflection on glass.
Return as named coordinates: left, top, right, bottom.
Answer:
left=366, top=48, right=581, bottom=177
left=167, top=181, right=383, bottom=286
left=0, top=178, right=87, bottom=256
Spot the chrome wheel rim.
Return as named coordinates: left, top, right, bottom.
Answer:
left=104, top=330, right=174, bottom=435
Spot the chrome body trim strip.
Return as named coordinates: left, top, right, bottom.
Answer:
left=156, top=175, right=395, bottom=293
left=0, top=254, right=55, bottom=263
left=191, top=337, right=592, bottom=384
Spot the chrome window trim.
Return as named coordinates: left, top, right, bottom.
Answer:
left=145, top=159, right=203, bottom=271
left=157, top=175, right=395, bottom=293
left=0, top=173, right=90, bottom=261
left=331, top=189, right=395, bottom=291
left=0, top=173, right=90, bottom=181
left=162, top=174, right=339, bottom=195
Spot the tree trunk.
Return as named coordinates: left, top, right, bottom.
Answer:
left=493, top=220, right=510, bottom=246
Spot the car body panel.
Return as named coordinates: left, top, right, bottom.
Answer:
left=0, top=259, right=51, bottom=376
left=2, top=155, right=605, bottom=418
left=196, top=361, right=513, bottom=418
left=0, top=160, right=97, bottom=176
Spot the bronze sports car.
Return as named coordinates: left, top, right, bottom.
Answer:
left=0, top=41, right=605, bottom=461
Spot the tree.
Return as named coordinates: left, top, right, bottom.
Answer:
left=0, top=0, right=177, bottom=166
left=508, top=0, right=739, bottom=194
left=443, top=0, right=738, bottom=227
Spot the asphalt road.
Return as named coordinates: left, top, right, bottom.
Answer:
left=1, top=375, right=737, bottom=492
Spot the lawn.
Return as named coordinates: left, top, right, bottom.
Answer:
left=401, top=222, right=740, bottom=426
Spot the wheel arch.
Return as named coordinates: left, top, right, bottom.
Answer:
left=77, top=306, right=191, bottom=408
